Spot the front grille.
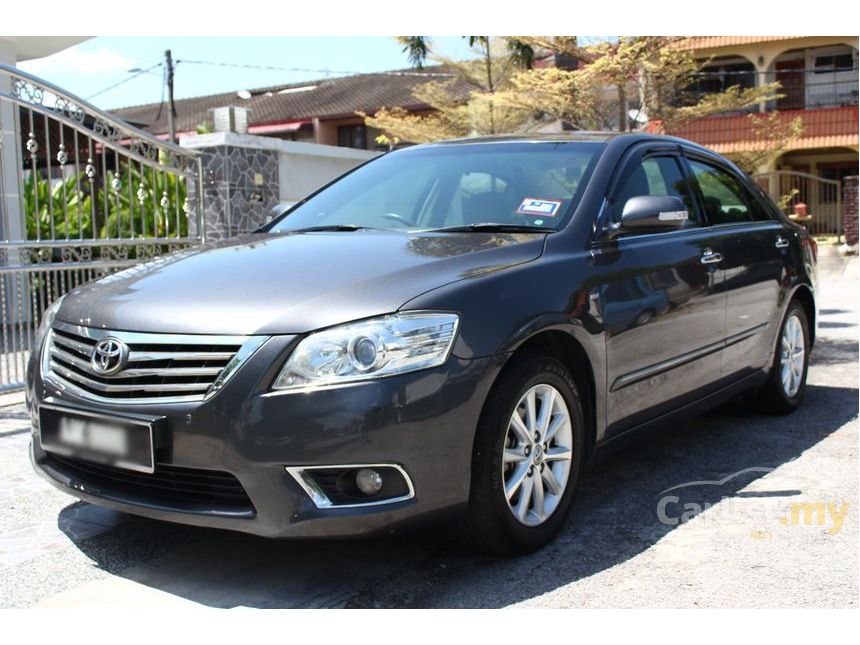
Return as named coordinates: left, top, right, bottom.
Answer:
left=44, top=454, right=256, bottom=516
left=45, top=322, right=259, bottom=402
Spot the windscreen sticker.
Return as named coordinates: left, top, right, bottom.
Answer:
left=516, top=197, right=563, bottom=217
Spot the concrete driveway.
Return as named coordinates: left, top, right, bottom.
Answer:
left=1, top=250, right=856, bottom=608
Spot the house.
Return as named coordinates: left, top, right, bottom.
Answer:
left=111, top=66, right=472, bottom=151
left=663, top=36, right=858, bottom=182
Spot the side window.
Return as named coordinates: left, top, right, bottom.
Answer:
left=688, top=160, right=768, bottom=225
left=612, top=156, right=694, bottom=224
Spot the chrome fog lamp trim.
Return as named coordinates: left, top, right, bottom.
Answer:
left=285, top=463, right=415, bottom=509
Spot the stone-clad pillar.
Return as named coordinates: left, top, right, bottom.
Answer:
left=182, top=133, right=280, bottom=241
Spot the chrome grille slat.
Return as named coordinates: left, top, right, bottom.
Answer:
left=127, top=350, right=236, bottom=362
left=50, top=347, right=224, bottom=378
left=51, top=333, right=96, bottom=356
left=44, top=322, right=267, bottom=403
left=49, top=362, right=212, bottom=393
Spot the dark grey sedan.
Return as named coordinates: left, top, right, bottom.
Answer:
left=27, top=133, right=817, bottom=554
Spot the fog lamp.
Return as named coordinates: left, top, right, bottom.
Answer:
left=355, top=468, right=383, bottom=496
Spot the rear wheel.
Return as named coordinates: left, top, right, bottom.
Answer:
left=455, top=351, right=586, bottom=555
left=749, top=300, right=810, bottom=414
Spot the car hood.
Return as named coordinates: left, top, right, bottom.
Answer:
left=57, top=230, right=545, bottom=335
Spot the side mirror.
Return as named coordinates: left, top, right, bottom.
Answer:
left=620, top=195, right=689, bottom=232
left=268, top=202, right=293, bottom=222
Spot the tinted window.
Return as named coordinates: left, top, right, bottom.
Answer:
left=613, top=156, right=693, bottom=224
left=689, top=160, right=762, bottom=225
left=270, top=142, right=602, bottom=233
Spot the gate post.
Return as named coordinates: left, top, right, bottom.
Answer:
left=843, top=176, right=858, bottom=250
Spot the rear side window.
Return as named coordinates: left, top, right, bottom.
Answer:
left=688, top=160, right=770, bottom=225
left=612, top=156, right=694, bottom=224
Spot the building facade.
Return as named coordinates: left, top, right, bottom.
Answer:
left=667, top=36, right=858, bottom=180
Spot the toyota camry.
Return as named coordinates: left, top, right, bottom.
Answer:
left=27, top=132, right=817, bottom=554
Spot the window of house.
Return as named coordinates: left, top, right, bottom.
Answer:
left=612, top=156, right=693, bottom=224
left=813, top=52, right=856, bottom=73
left=337, top=124, right=367, bottom=149
left=688, top=160, right=769, bottom=225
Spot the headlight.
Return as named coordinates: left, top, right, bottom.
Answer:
left=37, top=295, right=65, bottom=376
left=36, top=295, right=65, bottom=349
left=272, top=312, right=459, bottom=391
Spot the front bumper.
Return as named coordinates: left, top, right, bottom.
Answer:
left=28, top=334, right=502, bottom=538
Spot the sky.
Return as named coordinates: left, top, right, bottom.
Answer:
left=19, top=36, right=477, bottom=110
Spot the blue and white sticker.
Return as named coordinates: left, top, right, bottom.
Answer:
left=516, top=197, right=563, bottom=217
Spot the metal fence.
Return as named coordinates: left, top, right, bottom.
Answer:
left=753, top=170, right=843, bottom=237
left=0, top=63, right=204, bottom=393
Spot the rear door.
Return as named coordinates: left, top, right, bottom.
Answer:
left=595, top=145, right=728, bottom=435
left=683, top=154, right=785, bottom=379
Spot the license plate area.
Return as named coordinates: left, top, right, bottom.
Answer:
left=39, top=404, right=156, bottom=474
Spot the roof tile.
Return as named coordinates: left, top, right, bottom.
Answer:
left=111, top=66, right=473, bottom=135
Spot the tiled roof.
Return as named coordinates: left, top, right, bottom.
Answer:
left=675, top=36, right=804, bottom=51
left=111, top=66, right=474, bottom=135
left=662, top=106, right=859, bottom=153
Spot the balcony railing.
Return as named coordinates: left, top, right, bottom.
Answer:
left=678, top=68, right=859, bottom=113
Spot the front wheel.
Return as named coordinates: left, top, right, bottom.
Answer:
left=455, top=351, right=586, bottom=555
left=749, top=300, right=810, bottom=415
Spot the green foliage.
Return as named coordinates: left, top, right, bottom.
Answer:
left=24, top=170, right=95, bottom=239
left=24, top=162, right=188, bottom=241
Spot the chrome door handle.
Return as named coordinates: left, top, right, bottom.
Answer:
left=700, top=249, right=723, bottom=265
left=775, top=236, right=790, bottom=248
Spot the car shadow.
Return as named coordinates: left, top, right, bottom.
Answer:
left=58, top=373, right=858, bottom=608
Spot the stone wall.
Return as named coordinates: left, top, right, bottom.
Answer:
left=844, top=176, right=858, bottom=247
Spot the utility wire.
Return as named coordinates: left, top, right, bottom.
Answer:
left=85, top=62, right=162, bottom=100
left=176, top=58, right=455, bottom=78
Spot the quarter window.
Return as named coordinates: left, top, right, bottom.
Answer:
left=612, top=156, right=693, bottom=224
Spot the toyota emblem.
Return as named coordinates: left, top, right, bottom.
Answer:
left=91, top=337, right=129, bottom=375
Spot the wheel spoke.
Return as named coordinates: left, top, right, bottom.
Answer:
left=516, top=476, right=534, bottom=521
left=536, top=388, right=555, bottom=433
left=525, top=389, right=537, bottom=434
left=505, top=463, right=530, bottom=500
left=509, top=411, right=531, bottom=445
left=542, top=466, right=563, bottom=495
left=545, top=414, right=566, bottom=442
left=544, top=446, right=572, bottom=462
left=504, top=448, right=527, bottom=463
left=531, top=473, right=545, bottom=521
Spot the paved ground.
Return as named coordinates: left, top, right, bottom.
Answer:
left=0, top=250, right=856, bottom=608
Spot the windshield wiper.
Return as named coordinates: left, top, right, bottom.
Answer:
left=282, top=224, right=376, bottom=233
left=423, top=223, right=551, bottom=234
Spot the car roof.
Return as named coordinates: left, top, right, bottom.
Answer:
left=430, top=131, right=619, bottom=145
left=413, top=131, right=723, bottom=164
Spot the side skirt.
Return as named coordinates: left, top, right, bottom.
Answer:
left=590, top=369, right=768, bottom=465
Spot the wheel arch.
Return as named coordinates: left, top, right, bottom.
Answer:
left=790, top=283, right=816, bottom=346
left=494, top=326, right=603, bottom=461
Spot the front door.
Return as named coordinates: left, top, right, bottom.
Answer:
left=595, top=150, right=727, bottom=435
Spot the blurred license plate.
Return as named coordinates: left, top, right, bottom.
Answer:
left=39, top=405, right=155, bottom=473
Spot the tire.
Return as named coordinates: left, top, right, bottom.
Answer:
left=748, top=300, right=810, bottom=415
left=454, top=350, right=586, bottom=556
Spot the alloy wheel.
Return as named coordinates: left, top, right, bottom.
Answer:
left=780, top=313, right=806, bottom=398
left=502, top=384, right=573, bottom=527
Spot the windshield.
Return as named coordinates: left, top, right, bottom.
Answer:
left=269, top=142, right=603, bottom=233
